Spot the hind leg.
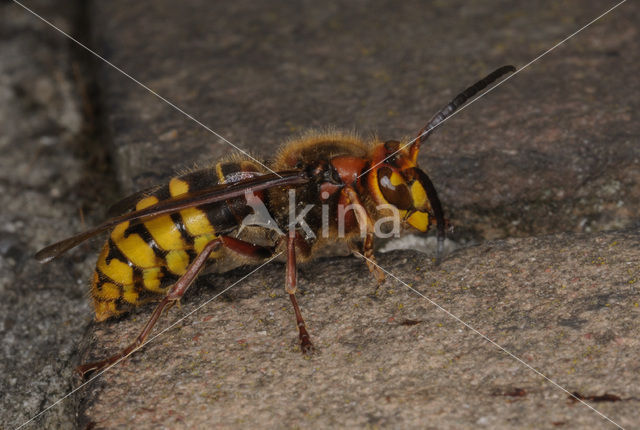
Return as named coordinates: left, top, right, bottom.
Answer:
left=78, top=236, right=273, bottom=378
left=284, top=231, right=315, bottom=354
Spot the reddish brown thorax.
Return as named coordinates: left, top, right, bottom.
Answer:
left=320, top=156, right=368, bottom=201
left=330, top=156, right=367, bottom=185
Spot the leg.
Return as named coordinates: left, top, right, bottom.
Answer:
left=342, top=186, right=385, bottom=285
left=77, top=236, right=273, bottom=378
left=285, top=232, right=314, bottom=354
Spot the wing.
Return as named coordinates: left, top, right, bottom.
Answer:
left=35, top=170, right=308, bottom=263
left=106, top=184, right=162, bottom=217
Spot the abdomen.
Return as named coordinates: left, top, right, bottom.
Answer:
left=91, top=159, right=265, bottom=321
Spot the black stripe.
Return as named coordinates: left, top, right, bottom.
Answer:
left=114, top=297, right=134, bottom=314
left=95, top=267, right=111, bottom=285
left=205, top=164, right=242, bottom=233
left=179, top=168, right=219, bottom=192
left=160, top=266, right=180, bottom=287
left=202, top=201, right=237, bottom=233
left=170, top=212, right=194, bottom=246
left=106, top=238, right=132, bottom=268
left=93, top=271, right=123, bottom=295
left=219, top=162, right=242, bottom=181
left=132, top=266, right=144, bottom=287
left=93, top=296, right=114, bottom=305
left=185, top=249, right=197, bottom=264
left=123, top=220, right=168, bottom=259
left=152, top=183, right=171, bottom=201
left=136, top=286, right=161, bottom=302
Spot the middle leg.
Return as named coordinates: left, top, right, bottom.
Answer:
left=285, top=231, right=314, bottom=354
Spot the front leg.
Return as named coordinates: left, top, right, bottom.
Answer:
left=342, top=186, right=385, bottom=285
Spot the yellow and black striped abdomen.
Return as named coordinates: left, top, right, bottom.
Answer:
left=91, top=160, right=265, bottom=321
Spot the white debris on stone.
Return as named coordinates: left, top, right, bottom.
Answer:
left=379, top=234, right=459, bottom=256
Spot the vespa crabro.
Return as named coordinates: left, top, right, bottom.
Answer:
left=36, top=65, right=515, bottom=377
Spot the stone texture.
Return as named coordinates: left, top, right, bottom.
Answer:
left=81, top=231, right=640, bottom=429
left=0, top=1, right=115, bottom=428
left=4, top=0, right=639, bottom=429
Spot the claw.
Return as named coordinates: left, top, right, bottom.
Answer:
left=300, top=336, right=315, bottom=355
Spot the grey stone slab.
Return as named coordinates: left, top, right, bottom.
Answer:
left=0, top=1, right=115, bottom=429
left=81, top=231, right=639, bottom=429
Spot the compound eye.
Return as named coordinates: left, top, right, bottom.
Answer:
left=377, top=166, right=413, bottom=210
left=383, top=140, right=401, bottom=162
left=384, top=140, right=400, bottom=152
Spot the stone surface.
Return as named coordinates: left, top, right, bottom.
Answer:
left=0, top=1, right=115, bottom=429
left=4, top=0, right=639, bottom=429
left=80, top=231, right=640, bottom=429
